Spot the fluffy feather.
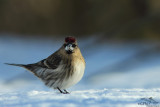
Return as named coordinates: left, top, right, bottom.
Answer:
left=5, top=37, right=85, bottom=94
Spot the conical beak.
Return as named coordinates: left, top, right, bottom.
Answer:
left=65, top=44, right=74, bottom=54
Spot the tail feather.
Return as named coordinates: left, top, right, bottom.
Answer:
left=5, top=63, right=37, bottom=74
left=4, top=63, right=26, bottom=67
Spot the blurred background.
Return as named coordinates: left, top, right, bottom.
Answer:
left=0, top=0, right=160, bottom=92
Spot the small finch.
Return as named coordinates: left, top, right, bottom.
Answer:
left=5, top=37, right=85, bottom=94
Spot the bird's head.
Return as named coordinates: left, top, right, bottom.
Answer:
left=63, top=37, right=78, bottom=54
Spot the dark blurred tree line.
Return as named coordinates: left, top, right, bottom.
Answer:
left=0, top=0, right=160, bottom=40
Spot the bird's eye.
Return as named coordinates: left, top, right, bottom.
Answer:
left=72, top=44, right=76, bottom=48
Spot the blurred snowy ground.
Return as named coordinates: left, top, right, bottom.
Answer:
left=0, top=34, right=160, bottom=106
left=0, top=89, right=160, bottom=107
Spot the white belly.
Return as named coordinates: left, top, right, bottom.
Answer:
left=60, top=60, right=85, bottom=89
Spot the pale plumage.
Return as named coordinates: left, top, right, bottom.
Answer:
left=5, top=37, right=85, bottom=94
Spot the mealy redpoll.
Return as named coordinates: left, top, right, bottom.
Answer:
left=5, top=37, right=85, bottom=94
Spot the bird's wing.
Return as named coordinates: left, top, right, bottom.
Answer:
left=5, top=52, right=62, bottom=79
left=21, top=53, right=62, bottom=75
left=37, top=53, right=62, bottom=69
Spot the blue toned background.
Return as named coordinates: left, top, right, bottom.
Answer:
left=0, top=1, right=160, bottom=106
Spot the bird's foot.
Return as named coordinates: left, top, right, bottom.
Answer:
left=57, top=87, right=70, bottom=94
left=64, top=89, right=70, bottom=94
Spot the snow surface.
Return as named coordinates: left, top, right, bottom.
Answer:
left=1, top=89, right=160, bottom=107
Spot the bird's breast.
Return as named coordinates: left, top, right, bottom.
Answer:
left=60, top=58, right=85, bottom=89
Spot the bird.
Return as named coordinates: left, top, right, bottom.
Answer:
left=5, top=37, right=85, bottom=94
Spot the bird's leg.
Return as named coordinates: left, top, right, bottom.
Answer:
left=64, top=89, right=70, bottom=94
left=57, top=87, right=69, bottom=94
left=57, top=87, right=64, bottom=94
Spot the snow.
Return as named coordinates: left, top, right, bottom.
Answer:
left=1, top=34, right=160, bottom=106
left=1, top=89, right=160, bottom=107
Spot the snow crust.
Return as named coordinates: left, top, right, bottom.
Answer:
left=0, top=89, right=160, bottom=107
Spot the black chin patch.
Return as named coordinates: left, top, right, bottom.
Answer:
left=66, top=50, right=73, bottom=54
